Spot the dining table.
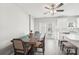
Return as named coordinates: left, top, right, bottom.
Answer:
left=11, top=36, right=42, bottom=54
left=22, top=38, right=42, bottom=54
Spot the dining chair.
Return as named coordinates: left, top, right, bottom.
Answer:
left=34, top=35, right=45, bottom=55
left=12, top=39, right=31, bottom=55
left=34, top=31, right=41, bottom=39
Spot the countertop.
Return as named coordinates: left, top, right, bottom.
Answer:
left=63, top=33, right=79, bottom=48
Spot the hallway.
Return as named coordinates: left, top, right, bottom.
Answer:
left=45, top=38, right=62, bottom=55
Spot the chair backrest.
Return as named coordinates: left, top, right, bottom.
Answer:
left=40, top=34, right=45, bottom=48
left=12, top=39, right=24, bottom=50
left=34, top=31, right=41, bottom=39
left=42, top=34, right=45, bottom=54
left=43, top=35, right=45, bottom=46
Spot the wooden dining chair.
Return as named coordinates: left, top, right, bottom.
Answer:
left=34, top=35, right=45, bottom=55
left=12, top=39, right=31, bottom=55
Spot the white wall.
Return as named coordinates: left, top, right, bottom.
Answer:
left=0, top=4, right=29, bottom=49
left=34, top=17, right=57, bottom=32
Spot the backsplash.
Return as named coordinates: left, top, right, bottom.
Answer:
left=69, top=28, right=79, bottom=33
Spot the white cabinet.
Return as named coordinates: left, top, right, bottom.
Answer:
left=57, top=17, right=78, bottom=32
left=77, top=18, right=79, bottom=28
left=67, top=17, right=77, bottom=28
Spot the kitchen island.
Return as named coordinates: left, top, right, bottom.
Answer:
left=63, top=32, right=79, bottom=54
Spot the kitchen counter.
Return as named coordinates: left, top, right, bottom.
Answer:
left=62, top=33, right=79, bottom=54
left=63, top=33, right=79, bottom=48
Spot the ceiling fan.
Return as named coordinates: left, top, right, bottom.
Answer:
left=44, top=3, right=64, bottom=15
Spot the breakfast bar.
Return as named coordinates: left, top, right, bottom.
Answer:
left=62, top=33, right=79, bottom=55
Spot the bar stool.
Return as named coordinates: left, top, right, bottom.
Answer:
left=58, top=40, right=68, bottom=51
left=62, top=42, right=77, bottom=55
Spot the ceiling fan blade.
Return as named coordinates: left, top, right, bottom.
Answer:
left=45, top=6, right=50, bottom=10
left=56, top=10, right=64, bottom=12
left=56, top=3, right=64, bottom=8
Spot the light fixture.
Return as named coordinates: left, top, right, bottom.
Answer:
left=49, top=10, right=57, bottom=15
left=44, top=3, right=64, bottom=15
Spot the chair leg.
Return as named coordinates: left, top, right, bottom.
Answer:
left=14, top=51, right=17, bottom=55
left=43, top=51, right=44, bottom=55
left=43, top=47, right=45, bottom=55
left=75, top=48, right=77, bottom=55
left=14, top=53, right=16, bottom=55
left=66, top=49, right=70, bottom=55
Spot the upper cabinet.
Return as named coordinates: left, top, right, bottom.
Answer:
left=77, top=18, right=79, bottom=28
left=57, top=17, right=78, bottom=32
left=67, top=17, right=77, bottom=28
left=57, top=17, right=77, bottom=28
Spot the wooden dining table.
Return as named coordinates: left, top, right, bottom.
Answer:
left=22, top=37, right=41, bottom=45
left=11, top=37, right=42, bottom=54
left=23, top=38, right=42, bottom=54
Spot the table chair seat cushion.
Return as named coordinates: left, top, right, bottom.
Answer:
left=34, top=42, right=42, bottom=48
left=16, top=48, right=28, bottom=53
left=63, top=42, right=76, bottom=48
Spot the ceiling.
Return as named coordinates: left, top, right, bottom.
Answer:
left=16, top=3, right=79, bottom=18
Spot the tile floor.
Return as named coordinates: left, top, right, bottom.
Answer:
left=44, top=38, right=62, bottom=55
left=35, top=38, right=63, bottom=55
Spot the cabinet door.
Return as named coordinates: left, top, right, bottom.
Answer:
left=77, top=18, right=79, bottom=28
left=67, top=17, right=77, bottom=28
